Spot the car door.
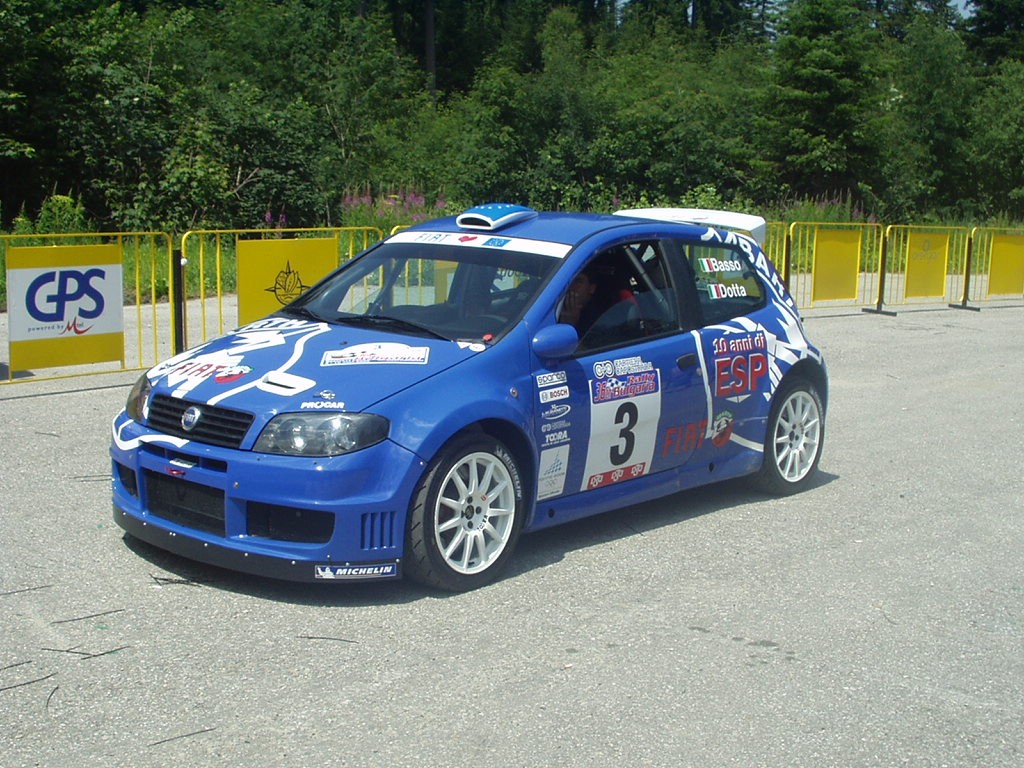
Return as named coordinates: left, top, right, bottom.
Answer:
left=532, top=239, right=710, bottom=503
left=680, top=238, right=775, bottom=465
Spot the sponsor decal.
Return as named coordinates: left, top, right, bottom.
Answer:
left=715, top=352, right=768, bottom=397
left=537, top=445, right=570, bottom=500
left=591, top=372, right=659, bottom=404
left=541, top=419, right=571, bottom=434
left=698, top=256, right=745, bottom=273
left=712, top=332, right=769, bottom=398
left=213, top=364, right=252, bottom=384
left=264, top=261, right=310, bottom=306
left=542, top=429, right=569, bottom=447
left=712, top=332, right=767, bottom=355
left=661, top=419, right=709, bottom=457
left=707, top=283, right=748, bottom=299
left=536, top=371, right=568, bottom=388
left=457, top=341, right=487, bottom=352
left=541, top=402, right=571, bottom=420
left=315, top=563, right=399, bottom=580
left=586, top=461, right=647, bottom=490
left=387, top=230, right=573, bottom=259
left=711, top=410, right=735, bottom=448
left=300, top=400, right=347, bottom=410
left=593, top=356, right=654, bottom=379
left=321, top=342, right=430, bottom=366
left=539, top=385, right=570, bottom=403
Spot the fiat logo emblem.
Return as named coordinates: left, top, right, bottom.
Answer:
left=181, top=406, right=202, bottom=432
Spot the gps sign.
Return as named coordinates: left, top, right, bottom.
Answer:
left=6, top=245, right=124, bottom=373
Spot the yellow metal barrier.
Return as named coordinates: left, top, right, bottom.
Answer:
left=1, top=231, right=174, bottom=384
left=179, top=227, right=383, bottom=346
left=786, top=222, right=885, bottom=310
left=958, top=227, right=1024, bottom=305
left=881, top=225, right=970, bottom=307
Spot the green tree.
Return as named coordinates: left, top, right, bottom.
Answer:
left=769, top=0, right=886, bottom=201
left=965, top=0, right=1024, bottom=64
left=875, top=13, right=974, bottom=217
left=969, top=59, right=1024, bottom=213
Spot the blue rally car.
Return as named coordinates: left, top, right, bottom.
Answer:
left=111, top=204, right=827, bottom=591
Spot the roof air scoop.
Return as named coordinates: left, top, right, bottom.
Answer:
left=456, top=203, right=537, bottom=231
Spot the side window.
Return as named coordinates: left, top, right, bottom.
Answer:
left=687, top=243, right=765, bottom=325
left=559, top=240, right=682, bottom=353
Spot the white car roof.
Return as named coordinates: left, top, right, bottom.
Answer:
left=614, top=207, right=767, bottom=245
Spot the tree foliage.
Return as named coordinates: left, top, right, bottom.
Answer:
left=0, top=0, right=1019, bottom=233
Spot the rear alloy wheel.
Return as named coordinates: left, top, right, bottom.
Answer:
left=753, top=378, right=824, bottom=495
left=405, top=434, right=524, bottom=591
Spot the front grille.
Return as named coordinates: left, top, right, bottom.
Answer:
left=145, top=470, right=226, bottom=535
left=147, top=395, right=255, bottom=448
left=248, top=502, right=335, bottom=543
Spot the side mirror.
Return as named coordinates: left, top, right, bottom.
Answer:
left=532, top=323, right=579, bottom=361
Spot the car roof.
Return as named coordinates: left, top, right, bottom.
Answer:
left=403, top=204, right=729, bottom=247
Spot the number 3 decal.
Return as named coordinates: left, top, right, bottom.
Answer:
left=581, top=370, right=661, bottom=491
left=611, top=401, right=638, bottom=466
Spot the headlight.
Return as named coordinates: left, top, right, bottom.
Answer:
left=126, top=373, right=153, bottom=422
left=253, top=412, right=390, bottom=457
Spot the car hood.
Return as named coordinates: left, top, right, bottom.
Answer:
left=144, top=316, right=487, bottom=416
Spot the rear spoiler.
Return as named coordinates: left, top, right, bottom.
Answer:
left=614, top=208, right=767, bottom=246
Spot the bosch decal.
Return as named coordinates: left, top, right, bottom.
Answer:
left=539, top=385, right=570, bottom=403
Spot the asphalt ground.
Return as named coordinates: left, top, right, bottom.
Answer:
left=1, top=303, right=1022, bottom=768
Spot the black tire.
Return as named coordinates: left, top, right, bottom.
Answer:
left=751, top=377, right=824, bottom=496
left=404, top=434, right=524, bottom=591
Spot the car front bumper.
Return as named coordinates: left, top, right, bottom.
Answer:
left=110, top=412, right=424, bottom=582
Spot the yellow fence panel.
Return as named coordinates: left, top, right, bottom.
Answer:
left=237, top=237, right=341, bottom=325
left=2, top=232, right=174, bottom=384
left=785, top=222, right=884, bottom=309
left=180, top=227, right=383, bottom=346
left=881, top=226, right=969, bottom=307
left=988, top=233, right=1024, bottom=297
left=905, top=229, right=950, bottom=299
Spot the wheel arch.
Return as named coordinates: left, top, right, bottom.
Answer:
left=784, top=358, right=829, bottom=412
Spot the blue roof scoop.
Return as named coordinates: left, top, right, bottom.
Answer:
left=456, top=203, right=538, bottom=231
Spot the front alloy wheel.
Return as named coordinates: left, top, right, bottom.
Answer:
left=753, top=378, right=824, bottom=495
left=405, top=434, right=524, bottom=591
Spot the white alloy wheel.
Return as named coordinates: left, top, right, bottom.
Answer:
left=753, top=378, right=824, bottom=495
left=772, top=389, right=822, bottom=483
left=405, top=434, right=524, bottom=591
left=433, top=451, right=517, bottom=574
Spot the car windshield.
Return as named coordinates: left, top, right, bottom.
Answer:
left=287, top=240, right=560, bottom=342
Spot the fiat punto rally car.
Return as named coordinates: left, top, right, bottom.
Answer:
left=111, top=203, right=827, bottom=591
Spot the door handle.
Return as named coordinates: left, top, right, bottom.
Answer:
left=676, top=353, right=697, bottom=370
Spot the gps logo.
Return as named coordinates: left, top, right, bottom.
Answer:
left=26, top=269, right=107, bottom=322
